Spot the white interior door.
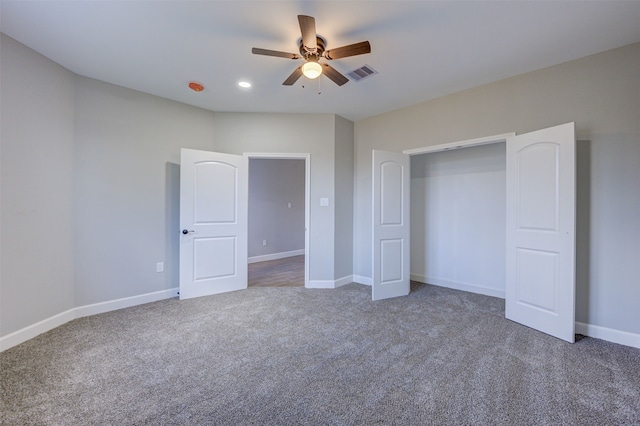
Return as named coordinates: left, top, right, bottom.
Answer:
left=179, top=148, right=248, bottom=300
left=506, top=123, right=576, bottom=342
left=372, top=150, right=410, bottom=301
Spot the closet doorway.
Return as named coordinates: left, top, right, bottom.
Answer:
left=374, top=124, right=576, bottom=342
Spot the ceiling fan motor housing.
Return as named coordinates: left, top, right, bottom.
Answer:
left=300, top=36, right=326, bottom=62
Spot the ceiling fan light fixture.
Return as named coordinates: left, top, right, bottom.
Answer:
left=302, top=61, right=322, bottom=79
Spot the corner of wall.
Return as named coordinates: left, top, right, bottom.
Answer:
left=333, top=115, right=355, bottom=280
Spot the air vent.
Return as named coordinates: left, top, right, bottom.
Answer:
left=347, top=65, right=378, bottom=82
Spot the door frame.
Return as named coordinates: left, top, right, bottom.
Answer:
left=245, top=152, right=310, bottom=288
left=403, top=132, right=516, bottom=156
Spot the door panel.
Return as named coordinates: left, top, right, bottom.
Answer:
left=381, top=161, right=403, bottom=225
left=193, top=237, right=236, bottom=280
left=194, top=161, right=237, bottom=223
left=517, top=143, right=559, bottom=230
left=506, top=123, right=576, bottom=342
left=516, top=248, right=558, bottom=312
left=180, top=149, right=248, bottom=300
left=372, top=150, right=410, bottom=301
left=381, top=239, right=403, bottom=282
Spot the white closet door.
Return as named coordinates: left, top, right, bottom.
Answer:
left=372, top=150, right=410, bottom=301
left=506, top=123, right=576, bottom=342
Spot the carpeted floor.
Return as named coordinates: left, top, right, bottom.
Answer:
left=1, top=282, right=639, bottom=425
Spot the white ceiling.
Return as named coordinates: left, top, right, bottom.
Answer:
left=2, top=1, right=639, bottom=121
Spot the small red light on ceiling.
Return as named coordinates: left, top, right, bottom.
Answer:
left=188, top=82, right=204, bottom=92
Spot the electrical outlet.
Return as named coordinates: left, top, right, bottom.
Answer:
left=262, top=240, right=268, bottom=246
left=156, top=262, right=164, bottom=273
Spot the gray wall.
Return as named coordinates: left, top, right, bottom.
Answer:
left=0, top=34, right=75, bottom=335
left=0, top=39, right=219, bottom=325
left=73, top=76, right=217, bottom=306
left=410, top=143, right=506, bottom=297
left=248, top=159, right=305, bottom=258
left=354, top=42, right=640, bottom=334
left=334, top=116, right=354, bottom=280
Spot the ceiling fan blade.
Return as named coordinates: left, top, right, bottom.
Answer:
left=283, top=66, right=303, bottom=86
left=298, top=15, right=317, bottom=51
left=321, top=63, right=349, bottom=86
left=323, top=41, right=371, bottom=60
left=252, top=48, right=300, bottom=59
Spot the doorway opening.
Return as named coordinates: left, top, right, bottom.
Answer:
left=409, top=142, right=507, bottom=299
left=246, top=154, right=310, bottom=288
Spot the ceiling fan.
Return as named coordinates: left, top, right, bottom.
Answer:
left=252, top=15, right=371, bottom=87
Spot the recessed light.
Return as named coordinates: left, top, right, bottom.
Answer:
left=238, top=81, right=251, bottom=88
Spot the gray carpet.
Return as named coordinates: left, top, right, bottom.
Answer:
left=1, top=282, right=639, bottom=425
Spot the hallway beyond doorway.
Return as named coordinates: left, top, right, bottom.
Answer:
left=248, top=255, right=304, bottom=287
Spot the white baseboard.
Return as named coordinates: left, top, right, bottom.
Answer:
left=0, top=287, right=179, bottom=352
left=248, top=249, right=305, bottom=264
left=0, top=308, right=76, bottom=352
left=74, top=288, right=179, bottom=318
left=353, top=275, right=372, bottom=286
left=411, top=274, right=506, bottom=299
left=307, top=280, right=336, bottom=289
left=576, top=322, right=640, bottom=349
left=334, top=275, right=354, bottom=288
left=307, top=275, right=354, bottom=289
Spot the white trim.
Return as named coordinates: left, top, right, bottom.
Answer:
left=248, top=249, right=305, bottom=264
left=411, top=274, right=506, bottom=299
left=0, top=308, right=76, bottom=352
left=576, top=322, right=640, bottom=349
left=334, top=275, right=354, bottom=288
left=307, top=276, right=354, bottom=289
left=244, top=153, right=311, bottom=159
left=245, top=153, right=310, bottom=289
left=0, top=288, right=178, bottom=352
left=403, top=132, right=515, bottom=156
left=307, top=280, right=336, bottom=289
left=74, top=288, right=178, bottom=318
left=353, top=275, right=372, bottom=286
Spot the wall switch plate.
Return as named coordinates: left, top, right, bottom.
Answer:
left=320, top=197, right=329, bottom=207
left=263, top=240, right=268, bottom=246
left=288, top=202, right=292, bottom=208
left=156, top=262, right=164, bottom=273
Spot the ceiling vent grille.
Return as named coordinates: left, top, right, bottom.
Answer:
left=347, top=65, right=378, bottom=82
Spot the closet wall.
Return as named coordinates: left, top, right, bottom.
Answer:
left=410, top=143, right=506, bottom=297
